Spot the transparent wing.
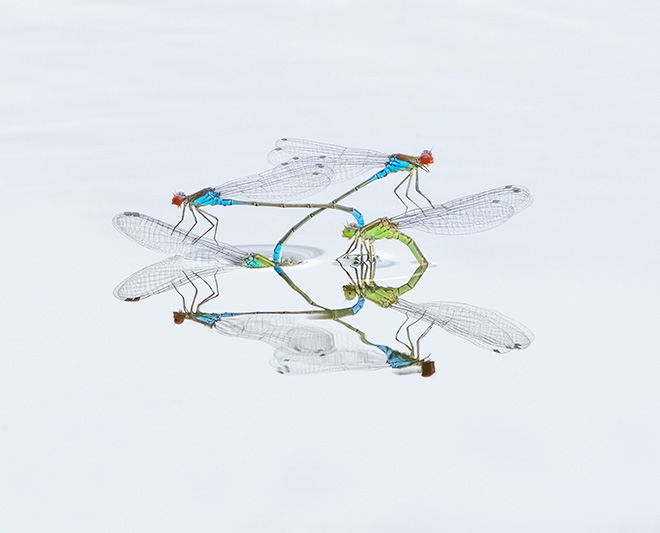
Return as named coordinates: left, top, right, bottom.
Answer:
left=215, top=157, right=333, bottom=201
left=439, top=185, right=533, bottom=213
left=267, top=138, right=390, bottom=161
left=266, top=138, right=391, bottom=181
left=395, top=299, right=534, bottom=353
left=212, top=314, right=390, bottom=374
left=392, top=185, right=533, bottom=234
left=270, top=335, right=389, bottom=375
left=392, top=199, right=516, bottom=234
left=113, top=256, right=238, bottom=301
left=113, top=212, right=249, bottom=263
left=214, top=314, right=335, bottom=352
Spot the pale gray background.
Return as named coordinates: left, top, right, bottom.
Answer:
left=1, top=1, right=658, bottom=531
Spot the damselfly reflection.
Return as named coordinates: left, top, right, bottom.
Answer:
left=173, top=273, right=434, bottom=377
left=169, top=259, right=533, bottom=377
left=272, top=320, right=436, bottom=377
left=341, top=185, right=533, bottom=264
left=339, top=261, right=534, bottom=353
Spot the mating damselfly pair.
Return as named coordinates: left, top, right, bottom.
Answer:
left=169, top=138, right=436, bottom=263
left=130, top=257, right=533, bottom=377
left=112, top=136, right=535, bottom=377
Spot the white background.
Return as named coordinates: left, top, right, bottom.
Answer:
left=1, top=1, right=658, bottom=531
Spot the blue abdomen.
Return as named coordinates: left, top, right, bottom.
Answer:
left=352, top=297, right=365, bottom=314
left=351, top=209, right=365, bottom=227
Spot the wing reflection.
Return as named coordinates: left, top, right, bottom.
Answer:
left=172, top=272, right=434, bottom=377
left=167, top=260, right=533, bottom=377
left=114, top=256, right=244, bottom=302
left=339, top=261, right=534, bottom=354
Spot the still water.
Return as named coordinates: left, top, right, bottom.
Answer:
left=3, top=1, right=659, bottom=531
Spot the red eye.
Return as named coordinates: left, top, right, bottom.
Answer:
left=172, top=193, right=185, bottom=206
left=173, top=312, right=185, bottom=324
left=420, top=150, right=434, bottom=165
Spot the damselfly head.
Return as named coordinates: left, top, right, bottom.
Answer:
left=173, top=311, right=186, bottom=324
left=419, top=150, right=434, bottom=166
left=172, top=192, right=186, bottom=207
left=342, top=223, right=358, bottom=239
left=421, top=360, right=436, bottom=378
left=342, top=284, right=358, bottom=301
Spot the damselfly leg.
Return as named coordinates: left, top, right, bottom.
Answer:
left=173, top=270, right=220, bottom=313
left=190, top=208, right=219, bottom=243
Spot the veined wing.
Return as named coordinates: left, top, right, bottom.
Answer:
left=392, top=185, right=533, bottom=234
left=113, top=212, right=250, bottom=262
left=113, top=256, right=239, bottom=301
left=395, top=299, right=534, bottom=353
left=270, top=335, right=389, bottom=375
left=267, top=138, right=390, bottom=161
left=392, top=198, right=515, bottom=234
left=216, top=157, right=333, bottom=201
left=440, top=185, right=533, bottom=213
left=266, top=138, right=391, bottom=180
left=213, top=314, right=390, bottom=374
left=214, top=314, right=335, bottom=353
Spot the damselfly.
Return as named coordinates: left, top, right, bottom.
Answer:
left=172, top=156, right=364, bottom=241
left=342, top=185, right=533, bottom=264
left=112, top=211, right=273, bottom=301
left=267, top=138, right=434, bottom=262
